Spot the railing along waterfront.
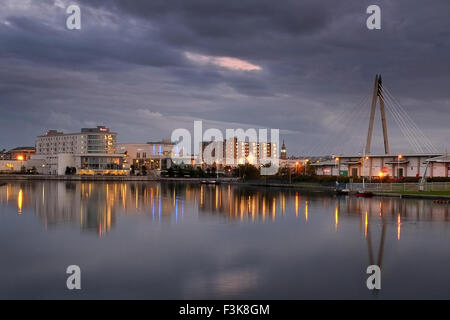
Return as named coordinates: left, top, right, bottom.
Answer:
left=346, top=182, right=450, bottom=192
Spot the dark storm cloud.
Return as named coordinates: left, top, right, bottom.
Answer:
left=1, top=0, right=450, bottom=154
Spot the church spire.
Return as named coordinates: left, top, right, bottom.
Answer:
left=281, top=140, right=287, bottom=160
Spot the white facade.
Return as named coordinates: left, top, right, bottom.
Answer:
left=36, top=126, right=116, bottom=156
left=312, top=153, right=447, bottom=178
left=0, top=159, right=46, bottom=174
left=200, top=138, right=278, bottom=167
left=34, top=126, right=125, bottom=175
left=117, top=141, right=175, bottom=171
left=117, top=141, right=175, bottom=159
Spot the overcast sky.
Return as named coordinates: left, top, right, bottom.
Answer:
left=1, top=0, right=449, bottom=156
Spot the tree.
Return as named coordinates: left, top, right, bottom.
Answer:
left=196, top=167, right=206, bottom=178
left=305, top=164, right=316, bottom=176
left=224, top=166, right=233, bottom=175
left=233, top=164, right=260, bottom=180
left=167, top=167, right=174, bottom=177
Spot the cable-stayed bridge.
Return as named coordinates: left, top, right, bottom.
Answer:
left=302, top=75, right=439, bottom=157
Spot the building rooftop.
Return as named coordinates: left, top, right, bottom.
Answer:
left=38, top=126, right=116, bottom=137
left=310, top=160, right=337, bottom=166
left=146, top=140, right=175, bottom=145
left=335, top=153, right=442, bottom=158
left=81, top=126, right=111, bottom=133
left=427, top=154, right=450, bottom=163
left=9, top=147, right=35, bottom=151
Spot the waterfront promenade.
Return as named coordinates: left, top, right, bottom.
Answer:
left=0, top=174, right=159, bottom=182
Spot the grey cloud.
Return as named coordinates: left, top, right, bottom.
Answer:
left=1, top=0, right=450, bottom=155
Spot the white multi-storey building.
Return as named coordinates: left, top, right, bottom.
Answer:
left=34, top=126, right=126, bottom=175
left=201, top=138, right=278, bottom=167
left=36, top=126, right=116, bottom=155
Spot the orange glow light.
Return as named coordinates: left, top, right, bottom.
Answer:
left=17, top=155, right=24, bottom=161
left=305, top=200, right=309, bottom=222
left=335, top=206, right=339, bottom=231
left=364, top=211, right=368, bottom=238
left=18, top=189, right=23, bottom=214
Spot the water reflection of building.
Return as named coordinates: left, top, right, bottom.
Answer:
left=1, top=182, right=449, bottom=236
left=198, top=184, right=296, bottom=222
left=342, top=196, right=450, bottom=222
left=0, top=182, right=188, bottom=235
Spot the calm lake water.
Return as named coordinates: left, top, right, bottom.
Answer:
left=0, top=181, right=449, bottom=299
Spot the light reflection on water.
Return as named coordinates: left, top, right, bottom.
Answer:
left=0, top=181, right=449, bottom=299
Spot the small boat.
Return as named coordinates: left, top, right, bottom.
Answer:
left=336, top=188, right=350, bottom=195
left=335, top=182, right=349, bottom=195
left=355, top=190, right=373, bottom=198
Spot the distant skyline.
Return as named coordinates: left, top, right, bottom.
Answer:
left=1, top=0, right=450, bottom=155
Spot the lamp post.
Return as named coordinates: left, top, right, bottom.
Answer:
left=17, top=155, right=24, bottom=174
left=397, top=154, right=403, bottom=179
left=365, top=156, right=369, bottom=181
left=288, top=165, right=292, bottom=184
left=304, top=159, right=309, bottom=175
left=334, top=157, right=339, bottom=177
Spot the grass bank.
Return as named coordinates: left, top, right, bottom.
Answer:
left=374, top=190, right=450, bottom=200
left=384, top=190, right=450, bottom=197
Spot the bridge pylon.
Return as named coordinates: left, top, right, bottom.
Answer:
left=365, top=74, right=390, bottom=155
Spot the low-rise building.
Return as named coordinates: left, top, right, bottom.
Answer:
left=0, top=147, right=35, bottom=161
left=9, top=147, right=35, bottom=161
left=0, top=158, right=46, bottom=174
left=117, top=140, right=175, bottom=174
left=279, top=158, right=307, bottom=173
left=0, top=149, right=7, bottom=160
left=311, top=153, right=446, bottom=178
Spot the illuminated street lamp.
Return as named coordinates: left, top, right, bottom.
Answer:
left=16, top=155, right=25, bottom=174
left=304, top=159, right=309, bottom=175
left=334, top=157, right=339, bottom=176
left=397, top=154, right=403, bottom=178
